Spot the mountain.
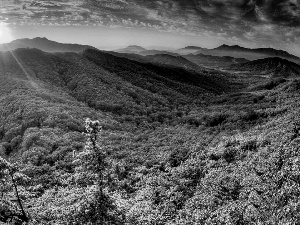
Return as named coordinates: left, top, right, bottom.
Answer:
left=138, top=50, right=179, bottom=56
left=184, top=53, right=249, bottom=68
left=215, top=44, right=250, bottom=51
left=176, top=46, right=208, bottom=55
left=142, top=54, right=207, bottom=72
left=0, top=47, right=231, bottom=116
left=82, top=49, right=230, bottom=97
left=183, top=46, right=206, bottom=50
left=230, top=57, right=300, bottom=78
left=0, top=37, right=96, bottom=53
left=106, top=51, right=226, bottom=76
left=115, top=47, right=179, bottom=56
left=215, top=44, right=299, bottom=59
left=193, top=44, right=300, bottom=64
left=115, top=45, right=147, bottom=53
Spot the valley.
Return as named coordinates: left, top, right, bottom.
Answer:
left=1, top=38, right=300, bottom=224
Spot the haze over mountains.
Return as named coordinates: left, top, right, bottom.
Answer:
left=117, top=43, right=300, bottom=65
left=2, top=37, right=299, bottom=69
left=0, top=37, right=299, bottom=91
left=0, top=37, right=299, bottom=96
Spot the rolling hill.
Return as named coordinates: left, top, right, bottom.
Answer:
left=215, top=44, right=297, bottom=59
left=184, top=53, right=249, bottom=68
left=110, top=52, right=207, bottom=72
left=115, top=46, right=179, bottom=56
left=81, top=49, right=230, bottom=97
left=115, top=45, right=147, bottom=53
left=141, top=54, right=208, bottom=72
left=116, top=44, right=300, bottom=68
left=230, top=57, right=300, bottom=78
left=176, top=46, right=208, bottom=55
left=194, top=44, right=300, bottom=64
left=0, top=47, right=232, bottom=120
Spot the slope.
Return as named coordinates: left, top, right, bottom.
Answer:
left=82, top=49, right=231, bottom=97
left=194, top=44, right=300, bottom=64
left=142, top=54, right=207, bottom=72
left=230, top=57, right=300, bottom=78
left=0, top=48, right=234, bottom=118
left=184, top=53, right=249, bottom=68
left=116, top=45, right=147, bottom=54
left=176, top=46, right=208, bottom=55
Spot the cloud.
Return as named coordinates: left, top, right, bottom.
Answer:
left=0, top=0, right=299, bottom=49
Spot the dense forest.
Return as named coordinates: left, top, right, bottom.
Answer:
left=1, top=43, right=300, bottom=224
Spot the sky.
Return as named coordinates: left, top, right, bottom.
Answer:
left=0, top=0, right=299, bottom=55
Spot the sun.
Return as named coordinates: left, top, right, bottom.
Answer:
left=0, top=22, right=13, bottom=44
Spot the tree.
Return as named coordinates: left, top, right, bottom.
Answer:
left=0, top=156, right=29, bottom=224
left=73, top=118, right=124, bottom=224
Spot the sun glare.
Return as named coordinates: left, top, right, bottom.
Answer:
left=0, top=22, right=13, bottom=44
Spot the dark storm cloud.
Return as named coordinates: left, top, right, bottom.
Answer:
left=268, top=0, right=300, bottom=25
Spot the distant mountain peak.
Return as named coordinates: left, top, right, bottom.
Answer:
left=219, top=44, right=230, bottom=47
left=15, top=37, right=49, bottom=42
left=116, top=45, right=147, bottom=53
left=33, top=37, right=48, bottom=40
left=0, top=37, right=96, bottom=53
left=183, top=46, right=204, bottom=50
left=216, top=44, right=245, bottom=50
left=128, top=45, right=143, bottom=48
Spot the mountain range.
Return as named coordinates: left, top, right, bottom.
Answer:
left=0, top=37, right=299, bottom=83
left=205, top=44, right=300, bottom=63
left=117, top=43, right=300, bottom=64
left=0, top=37, right=96, bottom=53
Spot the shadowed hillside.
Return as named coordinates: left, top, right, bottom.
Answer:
left=194, top=44, right=300, bottom=64
left=230, top=57, right=300, bottom=78
left=82, top=49, right=231, bottom=96
left=184, top=53, right=249, bottom=68
left=0, top=47, right=234, bottom=120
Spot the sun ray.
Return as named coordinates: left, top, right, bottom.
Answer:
left=8, top=50, right=40, bottom=90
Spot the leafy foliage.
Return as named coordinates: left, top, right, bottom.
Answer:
left=0, top=157, right=29, bottom=224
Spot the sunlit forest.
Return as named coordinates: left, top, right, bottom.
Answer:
left=1, top=39, right=300, bottom=225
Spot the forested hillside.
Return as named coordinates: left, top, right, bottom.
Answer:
left=230, top=57, right=300, bottom=78
left=1, top=44, right=300, bottom=224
